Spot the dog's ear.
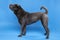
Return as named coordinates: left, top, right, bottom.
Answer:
left=17, top=5, right=20, bottom=7
left=14, top=4, right=19, bottom=7
left=15, top=4, right=21, bottom=8
left=18, top=5, right=22, bottom=9
left=17, top=4, right=20, bottom=7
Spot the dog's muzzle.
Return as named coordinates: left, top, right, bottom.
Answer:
left=9, top=4, right=14, bottom=10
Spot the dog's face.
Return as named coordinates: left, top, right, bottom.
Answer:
left=9, top=4, right=21, bottom=11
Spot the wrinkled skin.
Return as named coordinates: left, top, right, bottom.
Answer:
left=9, top=4, right=49, bottom=39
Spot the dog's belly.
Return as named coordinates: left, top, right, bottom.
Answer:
left=26, top=16, right=39, bottom=25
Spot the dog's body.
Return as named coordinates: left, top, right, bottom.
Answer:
left=9, top=4, right=49, bottom=39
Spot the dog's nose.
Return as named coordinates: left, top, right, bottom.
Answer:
left=9, top=4, right=13, bottom=8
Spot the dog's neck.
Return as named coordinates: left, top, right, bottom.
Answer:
left=14, top=8, right=27, bottom=19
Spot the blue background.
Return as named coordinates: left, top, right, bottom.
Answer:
left=0, top=0, right=60, bottom=40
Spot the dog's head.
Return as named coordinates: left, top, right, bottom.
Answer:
left=9, top=4, right=26, bottom=17
left=9, top=4, right=22, bottom=11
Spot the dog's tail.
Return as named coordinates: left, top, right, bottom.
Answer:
left=40, top=6, right=48, bottom=14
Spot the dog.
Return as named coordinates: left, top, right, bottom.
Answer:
left=9, top=4, right=49, bottom=39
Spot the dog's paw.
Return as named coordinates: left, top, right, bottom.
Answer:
left=18, top=35, right=22, bottom=37
left=46, top=36, right=49, bottom=39
left=22, top=33, right=26, bottom=36
left=44, top=33, right=47, bottom=35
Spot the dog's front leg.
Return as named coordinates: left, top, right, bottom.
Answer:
left=18, top=24, right=26, bottom=37
left=18, top=18, right=26, bottom=37
left=22, top=25, right=26, bottom=36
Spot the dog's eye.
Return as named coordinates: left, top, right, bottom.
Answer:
left=13, top=6, right=16, bottom=8
left=17, top=5, right=20, bottom=7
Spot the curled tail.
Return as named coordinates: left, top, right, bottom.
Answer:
left=40, top=6, right=48, bottom=14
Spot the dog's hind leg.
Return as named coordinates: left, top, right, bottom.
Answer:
left=41, top=17, right=49, bottom=39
